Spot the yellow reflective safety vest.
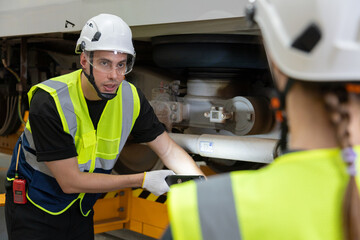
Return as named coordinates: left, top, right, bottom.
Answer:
left=7, top=70, right=140, bottom=216
left=168, top=147, right=360, bottom=240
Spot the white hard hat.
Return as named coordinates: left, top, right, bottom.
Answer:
left=75, top=13, right=135, bottom=57
left=250, top=0, right=360, bottom=82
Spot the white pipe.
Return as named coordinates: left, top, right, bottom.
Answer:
left=168, top=133, right=277, bottom=163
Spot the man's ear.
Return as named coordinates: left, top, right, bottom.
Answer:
left=80, top=53, right=87, bottom=69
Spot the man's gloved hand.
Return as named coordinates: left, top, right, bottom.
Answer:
left=142, top=170, right=175, bottom=196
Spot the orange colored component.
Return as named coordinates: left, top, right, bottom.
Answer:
left=129, top=195, right=169, bottom=238
left=275, top=111, right=284, bottom=122
left=93, top=189, right=131, bottom=234
left=93, top=188, right=169, bottom=238
left=23, top=110, right=29, bottom=122
left=143, top=224, right=165, bottom=238
left=271, top=97, right=280, bottom=109
left=19, top=110, right=29, bottom=131
left=127, top=219, right=143, bottom=233
left=0, top=193, right=5, bottom=207
left=346, top=84, right=360, bottom=94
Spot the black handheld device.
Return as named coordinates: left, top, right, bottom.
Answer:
left=165, top=175, right=206, bottom=186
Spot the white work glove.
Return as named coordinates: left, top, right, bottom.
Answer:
left=142, top=170, right=175, bottom=196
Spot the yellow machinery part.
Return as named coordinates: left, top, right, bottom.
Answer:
left=0, top=193, right=5, bottom=207
left=93, top=188, right=169, bottom=239
left=93, top=165, right=215, bottom=238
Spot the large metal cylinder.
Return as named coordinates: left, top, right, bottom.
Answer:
left=169, top=133, right=277, bottom=163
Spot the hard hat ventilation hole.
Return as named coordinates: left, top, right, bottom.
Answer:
left=92, top=31, right=101, bottom=42
left=291, top=23, right=321, bottom=53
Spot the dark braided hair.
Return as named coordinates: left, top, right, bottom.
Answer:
left=323, top=84, right=360, bottom=240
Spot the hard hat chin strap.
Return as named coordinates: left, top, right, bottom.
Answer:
left=83, top=51, right=117, bottom=100
left=272, top=77, right=294, bottom=154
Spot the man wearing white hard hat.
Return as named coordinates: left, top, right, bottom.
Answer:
left=5, top=13, right=204, bottom=239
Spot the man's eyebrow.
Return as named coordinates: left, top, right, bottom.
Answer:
left=97, top=57, right=127, bottom=63
left=116, top=59, right=127, bottom=64
left=97, top=57, right=111, bottom=61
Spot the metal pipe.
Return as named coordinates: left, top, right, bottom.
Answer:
left=168, top=133, right=277, bottom=163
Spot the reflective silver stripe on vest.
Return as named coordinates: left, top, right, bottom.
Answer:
left=197, top=174, right=242, bottom=240
left=118, top=81, right=134, bottom=155
left=78, top=160, right=92, bottom=172
left=95, top=158, right=116, bottom=171
left=40, top=80, right=77, bottom=138
left=23, top=128, right=54, bottom=177
left=22, top=80, right=76, bottom=177
left=94, top=81, right=134, bottom=171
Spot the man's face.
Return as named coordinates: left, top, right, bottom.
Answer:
left=81, top=50, right=128, bottom=96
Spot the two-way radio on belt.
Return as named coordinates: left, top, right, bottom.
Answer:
left=13, top=143, right=27, bottom=204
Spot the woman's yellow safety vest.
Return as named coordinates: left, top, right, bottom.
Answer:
left=168, top=147, right=360, bottom=240
left=7, top=69, right=140, bottom=216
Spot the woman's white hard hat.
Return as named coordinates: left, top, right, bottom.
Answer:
left=250, top=0, right=360, bottom=82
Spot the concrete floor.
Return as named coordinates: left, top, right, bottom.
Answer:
left=0, top=153, right=154, bottom=240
